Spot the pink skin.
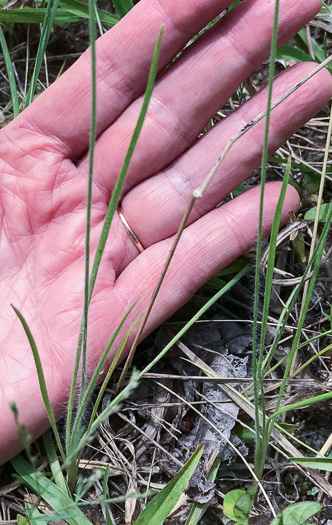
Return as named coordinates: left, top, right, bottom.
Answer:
left=0, top=0, right=331, bottom=464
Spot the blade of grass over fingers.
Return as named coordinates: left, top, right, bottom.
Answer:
left=70, top=299, right=140, bottom=441
left=268, top=202, right=332, bottom=436
left=252, top=0, right=280, bottom=479
left=67, top=26, right=163, bottom=456
left=25, top=0, right=60, bottom=107
left=11, top=306, right=65, bottom=460
left=89, top=26, right=164, bottom=301
left=112, top=0, right=134, bottom=18
left=0, top=25, right=19, bottom=116
left=80, top=0, right=97, bottom=407
left=66, top=0, right=98, bottom=452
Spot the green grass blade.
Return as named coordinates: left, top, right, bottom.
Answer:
left=259, top=157, right=291, bottom=364
left=11, top=306, right=65, bottom=460
left=269, top=391, right=332, bottom=420
left=269, top=202, right=332, bottom=432
left=61, top=0, right=118, bottom=25
left=112, top=0, right=134, bottom=18
left=67, top=27, right=164, bottom=449
left=70, top=299, right=139, bottom=439
left=0, top=5, right=118, bottom=25
left=43, top=430, right=70, bottom=496
left=103, top=465, right=115, bottom=525
left=88, top=26, right=164, bottom=301
left=252, top=0, right=280, bottom=478
left=25, top=0, right=61, bottom=107
left=290, top=458, right=332, bottom=472
left=11, top=454, right=93, bottom=525
left=87, top=312, right=143, bottom=430
left=134, top=444, right=204, bottom=525
left=0, top=24, right=19, bottom=116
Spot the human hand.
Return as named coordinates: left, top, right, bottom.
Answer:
left=0, top=0, right=331, bottom=464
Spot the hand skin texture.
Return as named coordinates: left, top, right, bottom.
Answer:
left=0, top=0, right=331, bottom=465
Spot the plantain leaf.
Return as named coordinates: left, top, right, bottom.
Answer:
left=304, top=203, right=332, bottom=223
left=270, top=501, right=322, bottom=525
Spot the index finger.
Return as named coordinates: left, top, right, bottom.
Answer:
left=6, top=0, right=232, bottom=159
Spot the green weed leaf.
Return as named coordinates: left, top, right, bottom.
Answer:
left=112, top=0, right=134, bottom=18
left=134, top=444, right=204, bottom=525
left=223, top=489, right=246, bottom=521
left=11, top=454, right=93, bottom=525
left=270, top=501, right=322, bottom=525
left=276, top=45, right=315, bottom=63
left=290, top=457, right=332, bottom=472
left=304, top=203, right=332, bottom=223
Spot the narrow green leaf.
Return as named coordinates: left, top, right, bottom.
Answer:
left=61, top=0, right=118, bottom=25
left=11, top=306, right=65, bottom=459
left=290, top=457, right=332, bottom=472
left=270, top=501, right=322, bottom=525
left=43, top=430, right=70, bottom=495
left=0, top=6, right=117, bottom=25
left=134, top=444, right=204, bottom=525
left=276, top=45, right=315, bottom=63
left=25, top=0, right=61, bottom=107
left=11, top=455, right=93, bottom=525
left=0, top=24, right=19, bottom=116
left=304, top=203, right=332, bottom=223
left=112, top=0, right=134, bottom=18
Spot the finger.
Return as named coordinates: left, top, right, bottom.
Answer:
left=109, top=182, right=300, bottom=347
left=118, top=63, right=332, bottom=248
left=5, top=0, right=232, bottom=159
left=79, top=0, right=322, bottom=193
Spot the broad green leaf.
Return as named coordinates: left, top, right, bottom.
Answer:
left=11, top=455, right=93, bottom=525
left=270, top=501, right=322, bottom=525
left=112, top=0, right=134, bottom=18
left=276, top=45, right=315, bottom=63
left=0, top=4, right=118, bottom=26
left=290, top=457, right=332, bottom=472
left=234, top=488, right=255, bottom=524
left=62, top=0, right=118, bottom=25
left=134, top=444, right=204, bottom=525
left=304, top=203, right=332, bottom=223
left=223, top=489, right=246, bottom=520
left=17, top=516, right=29, bottom=525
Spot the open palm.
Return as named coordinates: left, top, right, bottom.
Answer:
left=0, top=0, right=331, bottom=464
